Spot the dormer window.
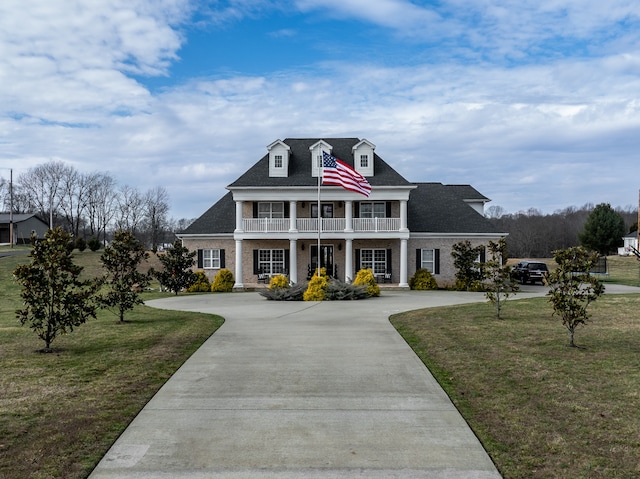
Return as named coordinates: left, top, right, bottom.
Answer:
left=310, top=140, right=333, bottom=177
left=352, top=139, right=375, bottom=176
left=267, top=140, right=290, bottom=177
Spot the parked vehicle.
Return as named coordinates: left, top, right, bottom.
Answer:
left=512, top=261, right=549, bottom=285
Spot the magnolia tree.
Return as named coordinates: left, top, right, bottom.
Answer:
left=484, top=238, right=519, bottom=319
left=100, top=230, right=151, bottom=322
left=13, top=228, right=101, bottom=351
left=154, top=240, right=197, bottom=295
left=547, top=246, right=605, bottom=347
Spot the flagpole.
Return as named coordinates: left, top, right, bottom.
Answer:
left=317, top=150, right=322, bottom=277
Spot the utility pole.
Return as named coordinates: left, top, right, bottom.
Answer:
left=9, top=168, right=13, bottom=248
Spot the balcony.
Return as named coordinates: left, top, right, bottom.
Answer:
left=242, top=217, right=402, bottom=233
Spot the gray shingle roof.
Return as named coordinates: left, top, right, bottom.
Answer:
left=182, top=139, right=501, bottom=236
left=181, top=192, right=235, bottom=235
left=407, top=183, right=501, bottom=234
left=229, top=138, right=412, bottom=188
left=0, top=213, right=46, bottom=224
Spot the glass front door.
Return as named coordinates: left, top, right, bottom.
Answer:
left=310, top=244, right=334, bottom=277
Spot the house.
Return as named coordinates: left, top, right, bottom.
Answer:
left=618, top=231, right=639, bottom=256
left=0, top=213, right=49, bottom=245
left=178, top=138, right=505, bottom=288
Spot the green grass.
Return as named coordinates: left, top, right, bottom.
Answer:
left=0, top=249, right=224, bottom=479
left=391, top=294, right=640, bottom=479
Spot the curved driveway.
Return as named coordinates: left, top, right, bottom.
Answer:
left=88, top=287, right=604, bottom=478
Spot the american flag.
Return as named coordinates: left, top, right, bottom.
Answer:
left=322, top=151, right=371, bottom=197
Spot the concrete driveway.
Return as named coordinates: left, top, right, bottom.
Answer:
left=85, top=289, right=546, bottom=478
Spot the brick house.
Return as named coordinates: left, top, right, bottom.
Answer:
left=178, top=138, right=505, bottom=288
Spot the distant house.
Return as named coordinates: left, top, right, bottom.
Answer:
left=618, top=231, right=639, bottom=256
left=0, top=213, right=49, bottom=244
left=178, top=137, right=505, bottom=288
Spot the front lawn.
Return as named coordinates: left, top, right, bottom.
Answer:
left=0, top=251, right=224, bottom=479
left=391, top=294, right=640, bottom=479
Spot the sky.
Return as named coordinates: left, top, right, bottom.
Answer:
left=1, top=0, right=640, bottom=220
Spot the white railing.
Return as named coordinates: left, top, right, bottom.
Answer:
left=242, top=217, right=402, bottom=233
left=242, top=218, right=290, bottom=232
left=353, top=217, right=401, bottom=232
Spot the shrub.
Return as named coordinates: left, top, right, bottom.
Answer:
left=409, top=268, right=438, bottom=290
left=269, top=274, right=289, bottom=289
left=260, top=282, right=307, bottom=301
left=187, top=271, right=211, bottom=292
left=211, top=268, right=234, bottom=292
left=353, top=269, right=380, bottom=297
left=304, top=274, right=328, bottom=301
left=74, top=236, right=87, bottom=251
left=326, top=279, right=369, bottom=300
left=87, top=236, right=101, bottom=251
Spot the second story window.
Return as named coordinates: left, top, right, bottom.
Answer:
left=359, top=202, right=386, bottom=218
left=360, top=154, right=369, bottom=168
left=274, top=155, right=283, bottom=168
left=258, top=202, right=284, bottom=219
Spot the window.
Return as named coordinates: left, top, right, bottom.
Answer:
left=202, top=249, right=221, bottom=269
left=316, top=154, right=323, bottom=168
left=360, top=248, right=387, bottom=275
left=258, top=249, right=285, bottom=275
left=420, top=249, right=435, bottom=272
left=360, top=154, right=369, bottom=168
left=274, top=155, right=283, bottom=168
left=417, top=248, right=439, bottom=274
left=311, top=203, right=333, bottom=218
left=258, top=202, right=284, bottom=219
left=359, top=202, right=386, bottom=218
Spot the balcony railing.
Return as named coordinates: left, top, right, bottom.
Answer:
left=242, top=217, right=402, bottom=233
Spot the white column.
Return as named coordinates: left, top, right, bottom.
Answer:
left=234, top=239, right=244, bottom=289
left=289, top=200, right=297, bottom=232
left=345, top=238, right=353, bottom=283
left=345, top=200, right=353, bottom=232
left=399, top=238, right=408, bottom=287
left=235, top=200, right=244, bottom=233
left=289, top=239, right=297, bottom=284
left=400, top=200, right=408, bottom=232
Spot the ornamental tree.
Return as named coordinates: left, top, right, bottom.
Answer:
left=13, top=227, right=101, bottom=352
left=547, top=246, right=605, bottom=347
left=99, top=230, right=150, bottom=322
left=153, top=240, right=197, bottom=295
left=451, top=240, right=485, bottom=291
left=483, top=238, right=519, bottom=319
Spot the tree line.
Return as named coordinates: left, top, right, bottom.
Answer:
left=0, top=161, right=194, bottom=250
left=486, top=203, right=638, bottom=258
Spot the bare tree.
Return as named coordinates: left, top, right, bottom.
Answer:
left=18, top=160, right=71, bottom=228
left=85, top=172, right=117, bottom=245
left=143, top=186, right=170, bottom=251
left=115, top=185, right=144, bottom=236
left=59, top=168, right=95, bottom=238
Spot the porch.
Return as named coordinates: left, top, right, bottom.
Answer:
left=242, top=217, right=402, bottom=233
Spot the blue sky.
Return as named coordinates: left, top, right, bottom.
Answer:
left=1, top=0, right=640, bottom=220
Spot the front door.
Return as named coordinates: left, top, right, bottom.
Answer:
left=310, top=244, right=334, bottom=277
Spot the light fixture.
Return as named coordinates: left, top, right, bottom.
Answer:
left=301, top=243, right=305, bottom=250
left=338, top=243, right=342, bottom=251
left=301, top=202, right=306, bottom=208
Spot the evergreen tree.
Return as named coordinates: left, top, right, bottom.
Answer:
left=579, top=203, right=625, bottom=255
left=100, top=230, right=150, bottom=322
left=154, top=240, right=197, bottom=295
left=13, top=227, right=101, bottom=351
left=451, top=240, right=485, bottom=291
